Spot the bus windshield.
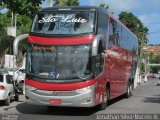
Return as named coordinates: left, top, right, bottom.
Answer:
left=31, top=11, right=96, bottom=35
left=26, top=44, right=92, bottom=80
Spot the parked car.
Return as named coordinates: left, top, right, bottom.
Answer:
left=7, top=67, right=25, bottom=82
left=7, top=67, right=25, bottom=94
left=0, top=69, right=19, bottom=105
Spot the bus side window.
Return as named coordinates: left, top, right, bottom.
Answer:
left=94, top=42, right=105, bottom=75
left=108, top=18, right=120, bottom=48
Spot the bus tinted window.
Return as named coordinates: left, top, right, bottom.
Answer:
left=31, top=11, right=95, bottom=35
left=108, top=18, right=120, bottom=48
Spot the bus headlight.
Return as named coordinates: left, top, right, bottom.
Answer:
left=75, top=85, right=94, bottom=94
left=25, top=85, right=37, bottom=91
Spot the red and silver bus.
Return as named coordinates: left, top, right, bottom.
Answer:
left=14, top=6, right=138, bottom=110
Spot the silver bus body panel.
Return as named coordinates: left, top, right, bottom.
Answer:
left=25, top=84, right=96, bottom=107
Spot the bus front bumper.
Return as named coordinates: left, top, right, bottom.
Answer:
left=25, top=84, right=96, bottom=107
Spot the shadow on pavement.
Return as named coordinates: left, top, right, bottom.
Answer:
left=15, top=103, right=99, bottom=116
left=109, top=95, right=126, bottom=106
left=0, top=100, right=23, bottom=107
left=15, top=94, right=128, bottom=116
left=143, top=95, right=160, bottom=104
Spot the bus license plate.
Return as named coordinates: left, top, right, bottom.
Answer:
left=49, top=99, right=62, bottom=104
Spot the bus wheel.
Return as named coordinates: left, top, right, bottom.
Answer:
left=125, top=82, right=132, bottom=98
left=99, top=87, right=110, bottom=110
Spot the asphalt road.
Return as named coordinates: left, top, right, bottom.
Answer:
left=0, top=78, right=160, bottom=120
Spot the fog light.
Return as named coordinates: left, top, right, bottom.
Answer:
left=25, top=85, right=37, bottom=91
left=81, top=97, right=91, bottom=103
left=86, top=98, right=91, bottom=103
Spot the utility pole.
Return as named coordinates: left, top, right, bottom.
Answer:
left=141, top=32, right=147, bottom=83
left=11, top=11, right=14, bottom=26
left=138, top=31, right=147, bottom=83
left=15, top=14, right=18, bottom=29
left=144, top=57, right=148, bottom=82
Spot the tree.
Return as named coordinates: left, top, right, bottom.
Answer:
left=58, top=0, right=79, bottom=6
left=0, top=1, right=44, bottom=67
left=0, top=14, right=14, bottom=67
left=0, top=23, right=7, bottom=67
left=16, top=15, right=32, bottom=35
left=99, top=3, right=109, bottom=10
left=0, top=1, right=5, bottom=10
left=154, top=55, right=160, bottom=64
left=119, top=12, right=149, bottom=44
left=119, top=11, right=149, bottom=58
left=0, top=11, right=32, bottom=67
left=0, top=0, right=44, bottom=17
left=0, top=13, right=16, bottom=67
left=48, top=0, right=79, bottom=7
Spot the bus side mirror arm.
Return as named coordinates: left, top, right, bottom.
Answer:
left=13, top=34, right=29, bottom=56
left=13, top=34, right=28, bottom=81
left=92, top=34, right=102, bottom=56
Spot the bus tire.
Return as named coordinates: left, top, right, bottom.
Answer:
left=99, top=87, right=110, bottom=110
left=125, top=81, right=132, bottom=98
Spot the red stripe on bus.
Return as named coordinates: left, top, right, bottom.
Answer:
left=28, top=35, right=95, bottom=45
left=25, top=79, right=96, bottom=91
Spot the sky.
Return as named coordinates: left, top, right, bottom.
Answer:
left=1, top=0, right=160, bottom=45
left=43, top=0, right=160, bottom=45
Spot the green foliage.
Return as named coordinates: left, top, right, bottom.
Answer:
left=154, top=55, right=160, bottom=64
left=140, top=62, right=145, bottom=72
left=146, top=52, right=160, bottom=64
left=0, top=10, right=32, bottom=66
left=99, top=3, right=109, bottom=9
left=47, top=0, right=79, bottom=7
left=0, top=30, right=14, bottom=55
left=0, top=0, right=44, bottom=17
left=0, top=13, right=12, bottom=55
left=0, top=0, right=43, bottom=67
left=148, top=52, right=155, bottom=63
left=16, top=15, right=32, bottom=35
left=150, top=66, right=160, bottom=73
left=0, top=13, right=10, bottom=27
left=58, top=0, right=79, bottom=6
left=0, top=26, right=7, bottom=54
left=119, top=12, right=149, bottom=45
left=0, top=3, right=6, bottom=10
